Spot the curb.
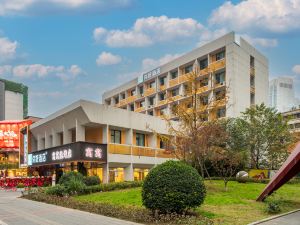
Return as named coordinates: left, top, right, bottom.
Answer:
left=248, top=209, right=300, bottom=224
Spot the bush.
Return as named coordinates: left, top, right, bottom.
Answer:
left=17, top=183, right=25, bottom=188
left=58, top=171, right=84, bottom=186
left=142, top=160, right=206, bottom=214
left=84, top=176, right=101, bottom=186
left=45, top=184, right=67, bottom=197
left=265, top=193, right=282, bottom=214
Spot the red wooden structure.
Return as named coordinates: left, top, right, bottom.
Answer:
left=257, top=143, right=300, bottom=201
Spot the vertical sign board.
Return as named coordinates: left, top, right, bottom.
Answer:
left=19, top=126, right=29, bottom=167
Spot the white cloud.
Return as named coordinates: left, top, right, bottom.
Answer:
left=96, top=52, right=122, bottom=66
left=93, top=15, right=205, bottom=47
left=142, top=53, right=182, bottom=71
left=0, top=0, right=133, bottom=16
left=0, top=64, right=85, bottom=80
left=292, top=65, right=300, bottom=74
left=0, top=37, right=18, bottom=63
left=209, top=0, right=300, bottom=33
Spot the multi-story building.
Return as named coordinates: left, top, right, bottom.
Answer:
left=269, top=77, right=298, bottom=112
left=283, top=107, right=300, bottom=134
left=102, top=32, right=269, bottom=120
left=0, top=78, right=28, bottom=120
left=23, top=100, right=174, bottom=182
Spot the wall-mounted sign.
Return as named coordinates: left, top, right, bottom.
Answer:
left=143, top=67, right=161, bottom=82
left=28, top=142, right=107, bottom=166
left=0, top=120, right=32, bottom=149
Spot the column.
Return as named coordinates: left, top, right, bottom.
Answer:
left=75, top=119, right=85, bottom=142
left=52, top=129, right=60, bottom=147
left=37, top=134, right=43, bottom=150
left=45, top=131, right=51, bottom=149
left=124, top=164, right=134, bottom=181
left=102, top=163, right=109, bottom=183
left=102, top=125, right=109, bottom=144
left=63, top=123, right=71, bottom=144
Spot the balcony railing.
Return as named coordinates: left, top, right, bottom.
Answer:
left=126, top=95, right=137, bottom=104
left=208, top=58, right=226, bottom=72
left=135, top=106, right=145, bottom=112
left=159, top=85, right=167, bottom=91
left=108, top=143, right=175, bottom=158
left=144, top=88, right=156, bottom=97
left=196, top=86, right=209, bottom=94
left=250, top=67, right=255, bottom=76
left=169, top=78, right=179, bottom=87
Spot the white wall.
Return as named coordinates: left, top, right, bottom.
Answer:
left=5, top=90, right=23, bottom=120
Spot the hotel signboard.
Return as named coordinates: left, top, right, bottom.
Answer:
left=28, top=142, right=107, bottom=166
left=138, top=67, right=161, bottom=84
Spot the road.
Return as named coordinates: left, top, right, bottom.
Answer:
left=253, top=210, right=300, bottom=225
left=0, top=190, right=142, bottom=225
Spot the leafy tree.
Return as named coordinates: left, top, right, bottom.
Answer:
left=241, top=104, right=292, bottom=169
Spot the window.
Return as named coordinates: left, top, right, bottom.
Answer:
left=121, top=93, right=126, bottom=99
left=160, top=107, right=167, bottom=115
left=251, top=93, right=255, bottom=105
left=184, top=65, right=193, bottom=74
left=149, top=81, right=155, bottom=89
left=149, top=96, right=155, bottom=106
left=114, top=96, right=119, bottom=104
left=140, top=100, right=145, bottom=107
left=295, top=123, right=300, bottom=129
left=111, top=130, right=121, bottom=144
left=159, top=76, right=166, bottom=86
left=250, top=56, right=255, bottom=68
left=216, top=51, right=225, bottom=61
left=171, top=70, right=178, bottom=79
left=130, top=89, right=136, bottom=96
left=130, top=104, right=134, bottom=111
left=199, top=58, right=208, bottom=70
left=217, top=108, right=226, bottom=118
left=200, top=96, right=209, bottom=105
left=215, top=71, right=225, bottom=84
left=200, top=78, right=209, bottom=87
left=149, top=111, right=154, bottom=116
left=215, top=91, right=225, bottom=100
left=159, top=92, right=166, bottom=101
left=139, top=86, right=144, bottom=95
left=171, top=88, right=179, bottom=97
left=160, top=139, right=166, bottom=149
left=136, top=133, right=145, bottom=146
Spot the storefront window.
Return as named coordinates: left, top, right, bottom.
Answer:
left=110, top=130, right=121, bottom=144
left=134, top=168, right=149, bottom=181
left=109, top=168, right=124, bottom=182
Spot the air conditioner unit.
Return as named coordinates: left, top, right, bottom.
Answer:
left=148, top=105, right=153, bottom=109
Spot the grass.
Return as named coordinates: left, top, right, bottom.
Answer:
left=75, top=180, right=300, bottom=225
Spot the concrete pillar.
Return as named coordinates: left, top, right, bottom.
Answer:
left=102, top=163, right=109, bottom=183
left=75, top=119, right=85, bottom=142
left=124, top=164, right=134, bottom=181
left=148, top=134, right=156, bottom=148
left=102, top=125, right=109, bottom=144
left=52, top=129, right=60, bottom=147
left=63, top=124, right=71, bottom=144
left=37, top=134, right=43, bottom=151
left=126, top=129, right=133, bottom=145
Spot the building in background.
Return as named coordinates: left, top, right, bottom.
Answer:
left=269, top=77, right=299, bottom=113
left=0, top=78, right=28, bottom=121
left=102, top=32, right=269, bottom=120
left=23, top=100, right=174, bottom=182
left=283, top=107, right=300, bottom=134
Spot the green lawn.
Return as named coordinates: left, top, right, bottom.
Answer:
left=75, top=180, right=300, bottom=225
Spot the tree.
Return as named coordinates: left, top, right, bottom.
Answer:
left=241, top=104, right=292, bottom=169
left=157, top=66, right=228, bottom=178
left=209, top=118, right=248, bottom=190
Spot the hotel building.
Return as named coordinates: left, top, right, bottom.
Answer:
left=25, top=100, right=174, bottom=182
left=102, top=32, right=269, bottom=120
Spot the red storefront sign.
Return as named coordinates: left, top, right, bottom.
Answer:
left=0, top=120, right=32, bottom=149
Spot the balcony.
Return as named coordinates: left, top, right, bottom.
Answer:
left=250, top=86, right=255, bottom=93
left=132, top=146, right=155, bottom=157
left=211, top=98, right=226, bottom=108
left=118, top=99, right=127, bottom=107
left=208, top=58, right=226, bottom=72
left=196, top=86, right=209, bottom=94
left=108, top=144, right=131, bottom=155
left=126, top=95, right=137, bottom=103
left=250, top=67, right=255, bottom=76
left=144, top=87, right=156, bottom=97
left=135, top=106, right=145, bottom=113
left=157, top=99, right=167, bottom=106
left=179, top=74, right=189, bottom=83
left=168, top=95, right=181, bottom=102
left=169, top=78, right=179, bottom=88
left=159, top=85, right=167, bottom=91
left=156, top=149, right=175, bottom=158
left=214, top=82, right=226, bottom=89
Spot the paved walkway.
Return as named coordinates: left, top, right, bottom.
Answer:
left=0, top=190, right=142, bottom=225
left=253, top=210, right=300, bottom=225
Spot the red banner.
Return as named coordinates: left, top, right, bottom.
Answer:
left=0, top=121, right=32, bottom=149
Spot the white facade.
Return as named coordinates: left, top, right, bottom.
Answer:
left=4, top=90, right=24, bottom=120
left=102, top=32, right=269, bottom=119
left=269, top=77, right=298, bottom=112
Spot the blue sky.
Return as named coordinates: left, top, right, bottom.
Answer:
left=0, top=0, right=299, bottom=117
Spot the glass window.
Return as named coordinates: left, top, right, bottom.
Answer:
left=136, top=133, right=145, bottom=146
left=140, top=100, right=145, bottom=107
left=171, top=70, right=178, bottom=79
left=121, top=93, right=126, bottom=99
left=200, top=96, right=209, bottom=105
left=114, top=96, right=119, bottom=104
left=149, top=97, right=155, bottom=106
left=139, top=86, right=144, bottom=95
left=160, top=77, right=166, bottom=86
left=111, top=130, right=121, bottom=144
left=217, top=108, right=226, bottom=118
left=149, top=111, right=154, bottom=116
left=200, top=58, right=208, bottom=70
left=171, top=88, right=179, bottom=97
left=215, top=71, right=225, bottom=84
left=160, top=139, right=166, bottom=149
left=130, top=104, right=134, bottom=111
left=149, top=81, right=155, bottom=88
left=184, top=65, right=193, bottom=74
left=130, top=89, right=136, bottom=96
left=159, top=92, right=166, bottom=101
left=216, top=51, right=225, bottom=61
left=200, top=78, right=209, bottom=87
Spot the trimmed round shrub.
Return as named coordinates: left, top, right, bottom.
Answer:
left=84, top=176, right=101, bottom=186
left=142, top=161, right=206, bottom=214
left=58, top=171, right=84, bottom=186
